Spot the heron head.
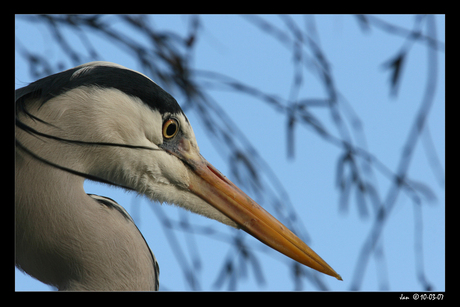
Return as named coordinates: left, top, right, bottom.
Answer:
left=15, top=61, right=341, bottom=280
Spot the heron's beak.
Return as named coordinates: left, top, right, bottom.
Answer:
left=168, top=138, right=342, bottom=280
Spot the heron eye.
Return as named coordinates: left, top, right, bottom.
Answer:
left=162, top=118, right=179, bottom=139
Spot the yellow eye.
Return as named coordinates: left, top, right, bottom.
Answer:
left=162, top=118, right=179, bottom=139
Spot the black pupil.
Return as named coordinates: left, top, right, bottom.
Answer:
left=166, top=122, right=177, bottom=136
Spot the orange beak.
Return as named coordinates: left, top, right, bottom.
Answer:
left=166, top=138, right=342, bottom=280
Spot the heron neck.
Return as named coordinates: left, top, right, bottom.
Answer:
left=15, top=150, right=88, bottom=288
left=15, top=149, right=87, bottom=225
left=15, top=150, right=157, bottom=290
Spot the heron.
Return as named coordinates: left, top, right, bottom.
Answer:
left=15, top=61, right=341, bottom=291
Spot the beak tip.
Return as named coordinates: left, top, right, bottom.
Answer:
left=185, top=151, right=343, bottom=282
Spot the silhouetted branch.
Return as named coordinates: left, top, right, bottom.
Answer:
left=349, top=14, right=440, bottom=291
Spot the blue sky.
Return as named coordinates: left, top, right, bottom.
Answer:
left=15, top=15, right=445, bottom=291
